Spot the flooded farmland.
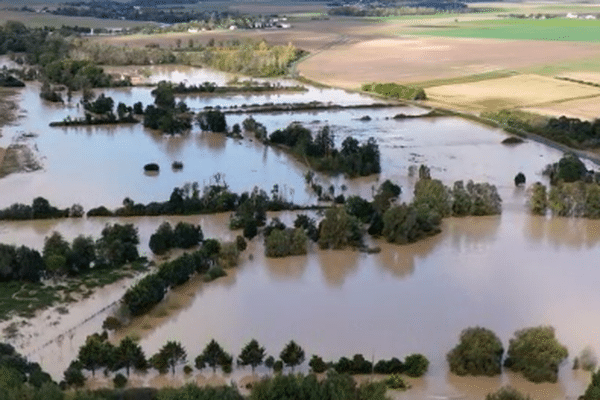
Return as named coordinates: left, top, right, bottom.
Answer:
left=1, top=64, right=599, bottom=400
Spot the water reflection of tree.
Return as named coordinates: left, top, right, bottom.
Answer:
left=524, top=214, right=600, bottom=250
left=445, top=371, right=503, bottom=400
left=447, top=216, right=502, bottom=251
left=262, top=251, right=309, bottom=281
left=317, top=248, right=360, bottom=287
left=196, top=132, right=227, bottom=151
left=374, top=233, right=443, bottom=279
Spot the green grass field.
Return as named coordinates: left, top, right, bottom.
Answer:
left=419, top=18, right=600, bottom=42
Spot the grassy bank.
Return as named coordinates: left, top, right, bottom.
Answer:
left=0, top=260, right=148, bottom=323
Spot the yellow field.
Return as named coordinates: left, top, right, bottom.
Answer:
left=523, top=96, right=600, bottom=120
left=425, top=74, right=600, bottom=112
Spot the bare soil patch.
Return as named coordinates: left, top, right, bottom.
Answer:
left=425, top=74, right=600, bottom=112
left=297, top=37, right=600, bottom=89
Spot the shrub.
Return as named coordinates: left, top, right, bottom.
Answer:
left=385, top=374, right=408, bottom=390
left=447, top=327, right=504, bottom=376
left=183, top=365, right=193, bottom=375
left=205, top=266, right=226, bottom=282
left=113, top=373, right=127, bottom=388
left=144, top=163, right=159, bottom=172
left=504, top=326, right=568, bottom=383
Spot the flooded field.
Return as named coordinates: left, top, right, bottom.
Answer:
left=1, top=66, right=599, bottom=400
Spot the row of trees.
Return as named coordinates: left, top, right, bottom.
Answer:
left=529, top=180, right=600, bottom=218
left=446, top=326, right=569, bottom=383
left=122, top=238, right=239, bottom=316
left=0, top=224, right=139, bottom=283
left=0, top=196, right=73, bottom=220
left=308, top=353, right=429, bottom=378
left=69, top=334, right=428, bottom=387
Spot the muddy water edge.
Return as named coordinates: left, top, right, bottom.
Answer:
left=0, top=65, right=598, bottom=400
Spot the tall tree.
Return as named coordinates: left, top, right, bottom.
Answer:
left=238, top=339, right=266, bottom=373
left=197, top=339, right=231, bottom=373
left=280, top=341, right=305, bottom=372
left=77, top=334, right=114, bottom=377
left=154, top=341, right=186, bottom=376
left=113, top=337, right=147, bottom=377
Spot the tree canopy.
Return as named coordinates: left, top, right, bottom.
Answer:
left=447, top=327, right=504, bottom=376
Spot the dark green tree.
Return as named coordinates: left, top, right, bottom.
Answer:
left=403, top=354, right=429, bottom=377
left=309, top=355, right=328, bottom=373
left=238, top=339, right=266, bottom=373
left=447, top=327, right=504, bottom=376
left=486, top=386, right=531, bottom=400
left=154, top=341, right=186, bottom=376
left=280, top=340, right=305, bottom=372
left=77, top=333, right=115, bottom=377
left=113, top=337, right=147, bottom=377
left=197, top=339, right=231, bottom=373
left=504, top=326, right=568, bottom=383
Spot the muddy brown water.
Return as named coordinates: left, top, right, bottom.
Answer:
left=0, top=65, right=599, bottom=399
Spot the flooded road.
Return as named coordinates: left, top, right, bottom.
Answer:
left=0, top=66, right=599, bottom=399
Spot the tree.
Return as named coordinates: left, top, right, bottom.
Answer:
left=69, top=235, right=95, bottom=272
left=238, top=339, right=266, bottom=373
left=309, top=355, right=328, bottom=373
left=197, top=110, right=227, bottom=133
left=63, top=361, right=85, bottom=388
left=77, top=333, right=114, bottom=377
left=447, top=327, right=504, bottom=376
left=154, top=341, right=186, bottom=376
left=95, top=223, right=139, bottom=268
left=403, top=354, right=429, bottom=377
left=504, top=326, right=568, bottom=383
left=149, top=222, right=175, bottom=255
left=113, top=337, right=147, bottom=377
left=514, top=172, right=526, bottom=187
left=174, top=222, right=203, bottom=248
left=529, top=182, right=548, bottom=215
left=264, top=356, right=275, bottom=374
left=279, top=341, right=305, bottom=372
left=43, top=231, right=70, bottom=274
left=318, top=207, right=362, bottom=250
left=197, top=339, right=230, bottom=373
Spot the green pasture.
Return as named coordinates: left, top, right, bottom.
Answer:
left=417, top=18, right=600, bottom=42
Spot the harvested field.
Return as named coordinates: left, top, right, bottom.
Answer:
left=522, top=96, right=600, bottom=121
left=0, top=9, right=154, bottom=28
left=297, top=37, right=600, bottom=89
left=425, top=74, right=600, bottom=112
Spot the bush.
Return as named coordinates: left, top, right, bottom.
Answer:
left=183, top=365, right=193, bottom=375
left=318, top=207, right=362, bottom=249
left=385, top=374, right=408, bottom=390
left=362, top=82, right=426, bottom=100
left=264, top=228, right=308, bottom=258
left=514, top=173, right=526, bottom=187
left=504, top=326, right=568, bottom=383
left=373, top=358, right=404, bottom=374
left=113, top=373, right=127, bottom=388
left=205, top=266, right=226, bottom=282
left=403, top=354, right=429, bottom=377
left=102, top=316, right=123, bottom=331
left=447, top=327, right=504, bottom=376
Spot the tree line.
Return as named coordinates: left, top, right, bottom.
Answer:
left=122, top=235, right=243, bottom=316
left=0, top=223, right=139, bottom=283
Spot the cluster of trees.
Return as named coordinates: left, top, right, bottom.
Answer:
left=197, top=109, right=227, bottom=133
left=543, top=153, right=592, bottom=185
left=122, top=238, right=237, bottom=315
left=264, top=218, right=309, bottom=258
left=361, top=82, right=426, bottom=101
left=0, top=196, right=72, bottom=220
left=51, top=94, right=139, bottom=126
left=530, top=181, right=600, bottom=218
left=446, top=326, right=568, bottom=383
left=0, top=342, right=57, bottom=399
left=144, top=81, right=192, bottom=134
left=149, top=221, right=203, bottom=255
left=318, top=207, right=363, bottom=250
left=266, top=122, right=381, bottom=177
left=44, top=59, right=130, bottom=91
left=0, top=224, right=139, bottom=283
left=309, top=353, right=429, bottom=378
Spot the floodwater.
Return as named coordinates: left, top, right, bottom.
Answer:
left=1, top=65, right=599, bottom=399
